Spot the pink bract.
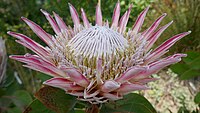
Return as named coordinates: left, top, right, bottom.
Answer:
left=8, top=1, right=190, bottom=104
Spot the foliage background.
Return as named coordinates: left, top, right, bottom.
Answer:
left=0, top=0, right=199, bottom=113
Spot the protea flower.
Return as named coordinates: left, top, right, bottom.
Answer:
left=0, top=38, right=7, bottom=85
left=8, top=1, right=190, bottom=104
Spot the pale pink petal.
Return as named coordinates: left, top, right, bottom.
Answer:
left=23, top=64, right=60, bottom=77
left=102, top=92, right=123, bottom=101
left=117, top=82, right=149, bottom=94
left=7, top=31, right=50, bottom=58
left=81, top=8, right=90, bottom=28
left=118, top=11, right=127, bottom=33
left=132, top=6, right=149, bottom=34
left=67, top=91, right=84, bottom=96
left=115, top=66, right=146, bottom=83
left=44, top=77, right=84, bottom=91
left=41, top=9, right=61, bottom=34
left=10, top=55, right=65, bottom=76
left=53, top=11, right=68, bottom=30
left=101, top=80, right=120, bottom=92
left=61, top=67, right=89, bottom=87
left=96, top=3, right=102, bottom=26
left=21, top=17, right=53, bottom=47
left=68, top=3, right=80, bottom=27
left=96, top=58, right=103, bottom=84
left=111, top=1, right=120, bottom=28
left=142, top=13, right=167, bottom=39
left=122, top=4, right=132, bottom=32
left=145, top=31, right=191, bottom=63
left=146, top=21, right=173, bottom=51
left=136, top=54, right=187, bottom=80
left=84, top=90, right=100, bottom=98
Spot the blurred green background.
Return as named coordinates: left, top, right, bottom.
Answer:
left=0, top=0, right=199, bottom=113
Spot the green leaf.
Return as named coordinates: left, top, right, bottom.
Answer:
left=170, top=51, right=200, bottom=80
left=23, top=99, right=55, bottom=113
left=34, top=86, right=77, bottom=113
left=35, top=73, right=52, bottom=82
left=100, top=105, right=119, bottom=113
left=12, top=90, right=33, bottom=109
left=184, top=51, right=200, bottom=70
left=170, top=63, right=189, bottom=75
left=100, top=93, right=157, bottom=113
left=117, top=93, right=156, bottom=113
left=180, top=69, right=200, bottom=80
left=7, top=107, right=22, bottom=113
left=194, top=92, right=200, bottom=104
left=183, top=51, right=200, bottom=64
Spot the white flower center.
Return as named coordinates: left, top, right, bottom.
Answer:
left=68, top=26, right=128, bottom=58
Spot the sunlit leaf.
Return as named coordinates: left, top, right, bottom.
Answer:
left=23, top=99, right=54, bottom=113
left=12, top=90, right=32, bottom=110
left=171, top=51, right=200, bottom=80
left=100, top=93, right=157, bottom=113
left=34, top=86, right=77, bottom=113
left=180, top=69, right=200, bottom=80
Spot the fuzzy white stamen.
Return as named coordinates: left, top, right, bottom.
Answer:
left=68, top=26, right=128, bottom=58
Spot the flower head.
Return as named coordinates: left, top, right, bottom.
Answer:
left=8, top=2, right=190, bottom=104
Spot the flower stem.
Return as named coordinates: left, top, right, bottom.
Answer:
left=85, top=104, right=100, bottom=113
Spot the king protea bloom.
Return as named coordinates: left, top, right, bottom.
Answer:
left=8, top=2, right=190, bottom=104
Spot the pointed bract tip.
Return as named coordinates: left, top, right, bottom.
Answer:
left=188, top=31, right=192, bottom=33
left=52, top=11, right=57, bottom=16
left=21, top=16, right=26, bottom=20
left=7, top=31, right=11, bottom=34
left=68, top=3, right=72, bottom=6
left=143, top=6, right=150, bottom=13
left=98, top=0, right=100, bottom=5
left=146, top=5, right=150, bottom=9
left=182, top=54, right=187, bottom=57
left=163, top=13, right=167, bottom=16
left=81, top=8, right=84, bottom=12
left=9, top=55, right=15, bottom=59
left=40, top=9, right=49, bottom=15
left=129, top=4, right=133, bottom=8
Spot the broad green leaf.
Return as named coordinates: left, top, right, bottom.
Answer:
left=116, top=93, right=156, bottom=113
left=180, top=69, right=200, bottom=80
left=7, top=107, right=22, bottom=113
left=189, top=56, right=200, bottom=70
left=100, top=93, right=157, bottom=113
left=34, top=86, right=77, bottom=113
left=184, top=51, right=200, bottom=70
left=170, top=51, right=200, bottom=80
left=35, top=73, right=52, bottom=82
left=194, top=92, right=200, bottom=104
left=23, top=99, right=54, bottom=113
left=183, top=51, right=200, bottom=64
left=12, top=90, right=32, bottom=109
left=170, top=63, right=189, bottom=75
left=100, top=105, right=119, bottom=113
